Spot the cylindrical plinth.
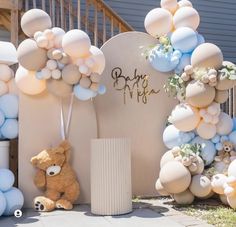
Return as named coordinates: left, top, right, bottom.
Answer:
left=0, top=141, right=10, bottom=169
left=91, top=138, right=132, bottom=215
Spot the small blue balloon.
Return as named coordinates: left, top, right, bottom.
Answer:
left=0, top=94, right=18, bottom=119
left=171, top=27, right=198, bottom=53
left=35, top=71, right=44, bottom=80
left=197, top=34, right=205, bottom=45
left=215, top=142, right=223, bottom=151
left=149, top=45, right=182, bottom=73
left=0, top=169, right=15, bottom=192
left=0, top=191, right=6, bottom=216
left=211, top=134, right=220, bottom=144
left=1, top=119, right=18, bottom=139
left=175, top=54, right=191, bottom=74
left=232, top=118, right=236, bottom=131
left=74, top=84, right=97, bottom=101
left=0, top=110, right=5, bottom=127
left=229, top=131, right=236, bottom=146
left=98, top=85, right=106, bottom=95
left=3, top=187, right=24, bottom=216
left=220, top=135, right=229, bottom=143
left=191, top=136, right=216, bottom=166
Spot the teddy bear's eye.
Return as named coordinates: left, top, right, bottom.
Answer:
left=53, top=164, right=56, bottom=166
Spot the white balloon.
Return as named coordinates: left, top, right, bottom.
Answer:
left=216, top=112, right=233, bottom=135
left=90, top=46, right=106, bottom=75
left=51, top=27, right=66, bottom=48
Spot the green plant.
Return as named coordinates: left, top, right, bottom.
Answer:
left=218, top=64, right=236, bottom=80
left=180, top=144, right=201, bottom=157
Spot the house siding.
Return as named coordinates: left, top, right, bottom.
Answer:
left=104, top=0, right=236, bottom=63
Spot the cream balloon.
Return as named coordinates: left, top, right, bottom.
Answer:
left=220, top=194, right=229, bottom=206
left=214, top=90, right=229, bottom=104
left=159, top=161, right=191, bottom=194
left=51, top=27, right=66, bottom=48
left=46, top=79, right=72, bottom=98
left=155, top=178, right=169, bottom=196
left=8, top=79, right=19, bottom=95
left=160, top=150, right=175, bottom=168
left=173, top=7, right=200, bottom=30
left=90, top=46, right=106, bottom=75
left=90, top=73, right=101, bottom=83
left=0, top=81, right=8, bottom=96
left=191, top=43, right=223, bottom=69
left=228, top=160, right=236, bottom=178
left=17, top=39, right=47, bottom=71
left=62, top=29, right=91, bottom=58
left=197, top=121, right=216, bottom=140
left=144, top=8, right=173, bottom=37
left=178, top=0, right=193, bottom=8
left=216, top=79, right=236, bottom=91
left=0, top=64, right=13, bottom=82
left=169, top=103, right=200, bottom=132
left=62, top=64, right=81, bottom=85
left=15, top=66, right=46, bottom=95
left=189, top=156, right=204, bottom=175
left=227, top=195, right=236, bottom=209
left=211, top=174, right=227, bottom=195
left=21, top=9, right=52, bottom=37
left=216, top=112, right=233, bottom=136
left=160, top=0, right=178, bottom=14
left=173, top=190, right=194, bottom=205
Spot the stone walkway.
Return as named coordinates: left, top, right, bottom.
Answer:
left=0, top=198, right=213, bottom=227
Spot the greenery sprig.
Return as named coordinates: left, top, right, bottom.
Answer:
left=218, top=64, right=236, bottom=80
left=180, top=144, right=201, bottom=158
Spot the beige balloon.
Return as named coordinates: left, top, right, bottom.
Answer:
left=8, top=78, right=19, bottom=95
left=0, top=64, right=13, bottom=82
left=178, top=0, right=193, bottom=8
left=62, top=64, right=81, bottom=85
left=228, top=160, right=236, bottom=178
left=216, top=112, right=233, bottom=136
left=0, top=80, right=8, bottom=96
left=161, top=0, right=178, bottom=14
left=159, top=161, right=191, bottom=194
left=170, top=103, right=200, bottom=132
left=215, top=90, right=229, bottom=103
left=90, top=46, right=106, bottom=75
left=189, top=175, right=212, bottom=198
left=220, top=194, right=229, bottom=206
left=173, top=7, right=200, bottom=30
left=191, top=43, right=223, bottom=69
left=21, top=9, right=52, bottom=37
left=173, top=189, right=194, bottom=205
left=216, top=79, right=236, bottom=91
left=211, top=174, right=227, bottom=195
left=227, top=195, right=236, bottom=209
left=90, top=83, right=99, bottom=92
left=160, top=150, right=175, bottom=168
left=155, top=178, right=169, bottom=196
left=144, top=8, right=173, bottom=37
left=189, top=156, right=204, bottom=175
left=17, top=39, right=47, bottom=71
left=62, top=29, right=91, bottom=58
left=15, top=66, right=46, bottom=95
left=80, top=77, right=92, bottom=88
left=90, top=72, right=101, bottom=83
left=197, top=121, right=216, bottom=140
left=186, top=80, right=216, bottom=108
left=46, top=79, right=73, bottom=97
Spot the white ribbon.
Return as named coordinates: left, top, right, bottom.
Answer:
left=60, top=94, right=74, bottom=140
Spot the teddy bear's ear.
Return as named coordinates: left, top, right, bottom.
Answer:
left=59, top=140, right=71, bottom=151
left=55, top=147, right=65, bottom=154
left=31, top=156, right=38, bottom=166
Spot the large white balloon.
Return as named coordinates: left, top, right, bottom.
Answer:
left=15, top=66, right=46, bottom=95
left=51, top=27, right=66, bottom=48
left=90, top=46, right=106, bottom=75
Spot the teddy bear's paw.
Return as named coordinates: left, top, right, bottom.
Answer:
left=34, top=196, right=55, bottom=212
left=56, top=199, right=73, bottom=210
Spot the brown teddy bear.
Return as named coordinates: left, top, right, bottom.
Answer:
left=215, top=141, right=236, bottom=163
left=30, top=140, right=80, bottom=212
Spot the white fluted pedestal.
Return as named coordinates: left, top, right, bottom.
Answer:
left=91, top=138, right=132, bottom=215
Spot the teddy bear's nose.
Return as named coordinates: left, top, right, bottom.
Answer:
left=49, top=172, right=54, bottom=175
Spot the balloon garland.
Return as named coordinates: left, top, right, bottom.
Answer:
left=145, top=0, right=236, bottom=208
left=16, top=9, right=106, bottom=101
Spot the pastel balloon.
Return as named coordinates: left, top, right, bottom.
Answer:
left=0, top=191, right=6, bottom=216
left=163, top=125, right=192, bottom=149
left=189, top=175, right=212, bottom=198
left=191, top=43, right=223, bottom=69
left=173, top=190, right=194, bottom=205
left=3, top=187, right=24, bottom=216
left=227, top=195, right=236, bottom=209
left=0, top=81, right=8, bottom=96
left=211, top=174, right=227, bottom=194
left=7, top=79, right=19, bottom=95
left=216, top=79, right=236, bottom=91
left=175, top=53, right=191, bottom=74
left=1, top=119, right=18, bottom=139
left=0, top=94, right=18, bottom=118
left=73, top=84, right=97, bottom=101
left=173, top=7, right=200, bottom=30
left=229, top=131, right=236, bottom=146
left=186, top=80, right=216, bottom=108
left=178, top=0, right=193, bottom=8
left=171, top=27, right=198, bottom=53
left=90, top=83, right=99, bottom=92
left=144, top=8, right=173, bottom=37
left=46, top=79, right=73, bottom=98
left=155, top=178, right=169, bottom=196
left=62, top=29, right=91, bottom=58
left=191, top=136, right=216, bottom=165
left=170, top=103, right=200, bottom=132
left=98, top=85, right=106, bottom=95
left=90, top=73, right=101, bottom=83
left=228, top=160, right=236, bottom=178
left=21, top=9, right=52, bottom=37
left=0, top=64, right=13, bottom=82
left=197, top=121, right=216, bottom=140
left=62, top=64, right=81, bottom=85
left=216, top=112, right=233, bottom=135
left=80, top=77, right=92, bottom=88
left=17, top=39, right=47, bottom=71
left=214, top=90, right=229, bottom=104
left=0, top=169, right=15, bottom=192
left=160, top=150, right=175, bottom=168
left=197, top=34, right=205, bottom=45
left=159, top=161, right=191, bottom=194
left=0, top=110, right=5, bottom=127
left=15, top=66, right=46, bottom=95
left=160, top=0, right=178, bottom=14
left=90, top=46, right=106, bottom=74
left=51, top=27, right=65, bottom=48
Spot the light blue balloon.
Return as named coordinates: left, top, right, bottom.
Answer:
left=98, top=85, right=106, bottom=95
left=74, top=84, right=97, bottom=101
left=229, top=131, right=236, bottom=146
left=1, top=119, right=18, bottom=139
left=175, top=54, right=191, bottom=74
left=233, top=118, right=236, bottom=131
left=163, top=125, right=192, bottom=149
left=171, top=27, right=198, bottom=53
left=0, top=191, right=6, bottom=216
left=0, top=110, right=5, bottom=127
left=197, top=34, right=205, bottom=45
left=0, top=169, right=15, bottom=192
left=220, top=135, right=229, bottom=143
left=149, top=45, right=182, bottom=73
left=211, top=134, right=220, bottom=144
left=0, top=94, right=18, bottom=119
left=3, top=187, right=24, bottom=216
left=36, top=71, right=44, bottom=80
left=191, top=136, right=216, bottom=166
left=215, top=142, right=223, bottom=151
